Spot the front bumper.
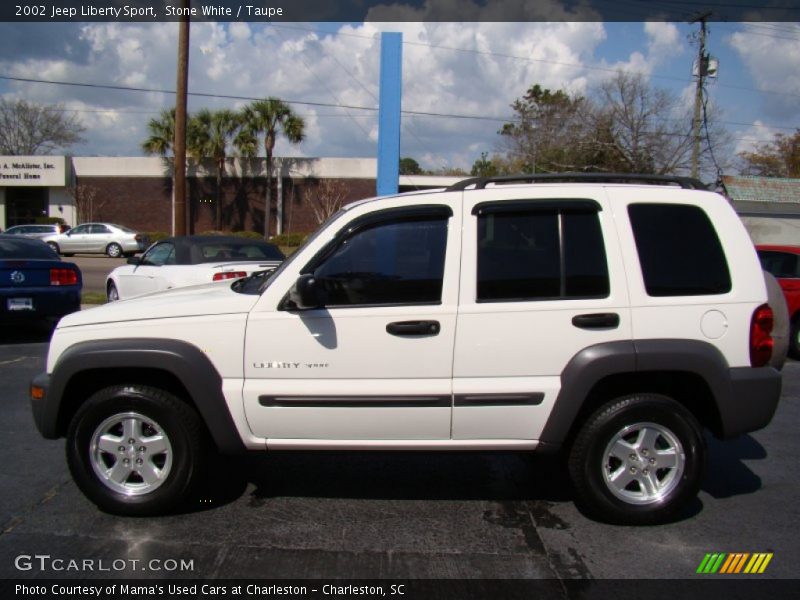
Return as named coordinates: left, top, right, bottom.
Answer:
left=30, top=372, right=52, bottom=438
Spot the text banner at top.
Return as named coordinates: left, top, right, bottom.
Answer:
left=2, top=0, right=799, bottom=23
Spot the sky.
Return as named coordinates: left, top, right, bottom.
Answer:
left=0, top=16, right=797, bottom=175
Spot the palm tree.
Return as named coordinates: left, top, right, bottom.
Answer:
left=142, top=108, right=176, bottom=156
left=241, top=98, right=305, bottom=237
left=188, top=108, right=242, bottom=229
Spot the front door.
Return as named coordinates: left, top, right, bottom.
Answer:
left=243, top=199, right=462, bottom=441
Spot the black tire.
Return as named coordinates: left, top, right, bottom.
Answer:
left=106, top=243, right=123, bottom=258
left=789, top=319, right=800, bottom=360
left=107, top=282, right=120, bottom=302
left=66, top=385, right=209, bottom=516
left=568, top=394, right=705, bottom=525
left=47, top=242, right=60, bottom=255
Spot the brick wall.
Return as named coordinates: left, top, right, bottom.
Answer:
left=77, top=175, right=377, bottom=236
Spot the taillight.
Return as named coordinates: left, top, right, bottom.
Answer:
left=50, top=268, right=78, bottom=286
left=750, top=304, right=774, bottom=367
left=213, top=271, right=247, bottom=281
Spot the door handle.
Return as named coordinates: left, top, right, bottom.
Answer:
left=386, top=320, right=441, bottom=336
left=572, top=313, right=620, bottom=329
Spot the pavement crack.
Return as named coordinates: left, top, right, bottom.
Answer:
left=0, top=477, right=71, bottom=536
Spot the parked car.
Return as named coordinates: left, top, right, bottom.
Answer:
left=106, top=235, right=285, bottom=301
left=4, top=223, right=71, bottom=239
left=0, top=235, right=82, bottom=325
left=42, top=222, right=147, bottom=257
left=757, top=244, right=800, bottom=357
left=31, top=174, right=781, bottom=524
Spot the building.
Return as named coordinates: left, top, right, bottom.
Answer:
left=722, top=175, right=800, bottom=245
left=0, top=155, right=456, bottom=236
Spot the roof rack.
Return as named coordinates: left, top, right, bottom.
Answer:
left=445, top=172, right=707, bottom=192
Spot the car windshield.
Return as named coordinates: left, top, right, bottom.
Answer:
left=115, top=225, right=136, bottom=233
left=0, top=237, right=60, bottom=259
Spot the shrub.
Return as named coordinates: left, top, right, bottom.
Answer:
left=270, top=232, right=309, bottom=247
left=143, top=231, right=170, bottom=242
left=35, top=216, right=67, bottom=225
left=198, top=230, right=265, bottom=240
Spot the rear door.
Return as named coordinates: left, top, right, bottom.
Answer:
left=452, top=186, right=632, bottom=440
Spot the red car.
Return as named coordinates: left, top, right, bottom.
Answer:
left=757, top=244, right=800, bottom=356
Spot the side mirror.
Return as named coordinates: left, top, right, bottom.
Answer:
left=288, top=273, right=324, bottom=310
left=127, top=256, right=141, bottom=265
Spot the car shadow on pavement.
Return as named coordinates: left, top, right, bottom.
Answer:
left=701, top=433, right=765, bottom=499
left=181, top=451, right=574, bottom=515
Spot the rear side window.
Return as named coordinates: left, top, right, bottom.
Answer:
left=629, top=204, right=731, bottom=296
left=477, top=205, right=609, bottom=302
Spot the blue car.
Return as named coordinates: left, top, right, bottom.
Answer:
left=0, top=235, right=82, bottom=325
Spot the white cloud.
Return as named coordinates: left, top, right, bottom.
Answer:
left=728, top=24, right=800, bottom=120
left=0, top=19, right=712, bottom=171
left=734, top=120, right=781, bottom=156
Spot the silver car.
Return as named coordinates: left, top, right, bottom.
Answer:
left=43, top=223, right=147, bottom=258
left=4, top=223, right=70, bottom=239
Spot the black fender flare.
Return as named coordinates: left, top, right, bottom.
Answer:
left=40, top=338, right=245, bottom=454
left=539, top=339, right=780, bottom=446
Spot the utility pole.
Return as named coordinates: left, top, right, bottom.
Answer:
left=690, top=12, right=711, bottom=179
left=173, top=0, right=190, bottom=236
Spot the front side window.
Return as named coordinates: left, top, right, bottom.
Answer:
left=307, top=214, right=449, bottom=307
left=629, top=203, right=731, bottom=296
left=477, top=205, right=609, bottom=302
left=142, top=243, right=175, bottom=266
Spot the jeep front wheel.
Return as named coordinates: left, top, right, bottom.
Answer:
left=568, top=393, right=705, bottom=525
left=66, top=384, right=208, bottom=516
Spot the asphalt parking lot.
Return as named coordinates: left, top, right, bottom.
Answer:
left=0, top=324, right=798, bottom=589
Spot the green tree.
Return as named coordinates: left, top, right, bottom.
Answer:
left=188, top=108, right=243, bottom=229
left=242, top=98, right=305, bottom=237
left=399, top=157, right=423, bottom=175
left=141, top=108, right=176, bottom=157
left=499, top=84, right=591, bottom=173
left=740, top=130, right=800, bottom=178
left=470, top=152, right=499, bottom=177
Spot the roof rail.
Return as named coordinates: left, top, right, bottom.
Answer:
left=445, top=172, right=707, bottom=191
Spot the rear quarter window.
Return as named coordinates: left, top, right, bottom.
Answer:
left=628, top=203, right=731, bottom=296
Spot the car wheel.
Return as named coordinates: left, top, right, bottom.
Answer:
left=106, top=243, right=123, bottom=258
left=568, top=393, right=705, bottom=525
left=107, top=282, right=120, bottom=302
left=47, top=242, right=60, bottom=255
left=66, top=385, right=209, bottom=516
left=789, top=319, right=800, bottom=359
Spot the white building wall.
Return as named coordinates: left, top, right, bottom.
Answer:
left=49, top=188, right=76, bottom=226
left=741, top=216, right=800, bottom=245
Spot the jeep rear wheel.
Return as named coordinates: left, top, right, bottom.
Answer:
left=568, top=393, right=705, bottom=525
left=66, top=385, right=208, bottom=516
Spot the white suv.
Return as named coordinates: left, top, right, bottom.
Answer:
left=30, top=174, right=781, bottom=524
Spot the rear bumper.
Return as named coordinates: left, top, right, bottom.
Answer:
left=718, top=366, right=782, bottom=438
left=0, top=289, right=80, bottom=322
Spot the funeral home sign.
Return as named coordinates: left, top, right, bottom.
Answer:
left=0, top=156, right=67, bottom=187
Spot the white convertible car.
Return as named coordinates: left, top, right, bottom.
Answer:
left=106, top=235, right=285, bottom=301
